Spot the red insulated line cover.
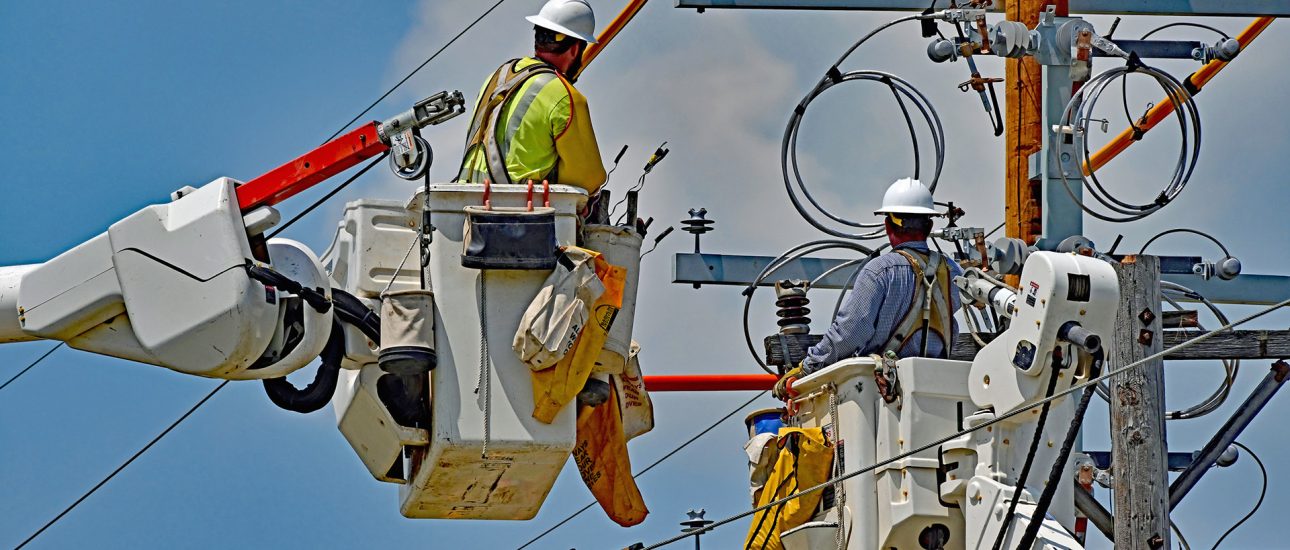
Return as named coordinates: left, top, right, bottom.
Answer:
left=642, top=374, right=778, bottom=392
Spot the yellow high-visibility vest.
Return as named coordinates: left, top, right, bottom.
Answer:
left=456, top=57, right=606, bottom=194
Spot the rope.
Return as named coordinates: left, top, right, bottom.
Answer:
left=641, top=296, right=1290, bottom=549
left=476, top=270, right=492, bottom=459
left=381, top=228, right=424, bottom=296
left=828, top=384, right=847, bottom=550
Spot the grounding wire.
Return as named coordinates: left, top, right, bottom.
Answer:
left=322, top=0, right=510, bottom=143
left=985, top=221, right=1005, bottom=238
left=514, top=391, right=768, bottom=550
left=16, top=380, right=230, bottom=549
left=741, top=241, right=875, bottom=373
left=0, top=342, right=63, bottom=394
left=641, top=295, right=1290, bottom=549
left=1210, top=441, right=1266, bottom=549
left=1141, top=22, right=1231, bottom=40
left=1139, top=227, right=1231, bottom=257
left=1054, top=61, right=1200, bottom=223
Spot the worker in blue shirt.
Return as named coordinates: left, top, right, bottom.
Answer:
left=775, top=178, right=962, bottom=398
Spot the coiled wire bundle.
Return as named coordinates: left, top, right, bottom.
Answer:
left=1055, top=59, right=1201, bottom=222
left=782, top=16, right=947, bottom=240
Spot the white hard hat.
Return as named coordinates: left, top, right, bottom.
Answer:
left=527, top=0, right=598, bottom=44
left=873, top=178, right=939, bottom=216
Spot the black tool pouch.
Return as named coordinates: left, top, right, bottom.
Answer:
left=461, top=206, right=559, bottom=270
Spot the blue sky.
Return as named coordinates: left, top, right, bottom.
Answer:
left=3, top=1, right=1290, bottom=548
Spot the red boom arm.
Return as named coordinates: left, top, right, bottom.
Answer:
left=236, top=122, right=388, bottom=212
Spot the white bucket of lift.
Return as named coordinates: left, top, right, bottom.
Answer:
left=399, top=183, right=586, bottom=521
left=581, top=224, right=643, bottom=375
left=379, top=289, right=436, bottom=375
left=785, top=358, right=881, bottom=550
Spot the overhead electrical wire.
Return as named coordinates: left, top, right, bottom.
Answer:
left=18, top=4, right=514, bottom=543
left=1210, top=441, right=1266, bottom=549
left=1160, top=281, right=1237, bottom=419
left=1138, top=227, right=1231, bottom=257
left=322, top=0, right=510, bottom=143
left=640, top=295, right=1290, bottom=548
left=740, top=241, right=876, bottom=374
left=1054, top=59, right=1201, bottom=223
left=1089, top=279, right=1237, bottom=420
left=782, top=16, right=946, bottom=240
left=268, top=153, right=389, bottom=238
left=515, top=391, right=769, bottom=550
left=0, top=342, right=63, bottom=393
left=1117, top=228, right=1239, bottom=419
left=1141, top=22, right=1231, bottom=40
left=16, top=380, right=231, bottom=549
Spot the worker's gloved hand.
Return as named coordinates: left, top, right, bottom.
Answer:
left=773, top=364, right=805, bottom=401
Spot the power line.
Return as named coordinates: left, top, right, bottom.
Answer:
left=278, top=0, right=513, bottom=236
left=14, top=3, right=517, bottom=544
left=16, top=380, right=230, bottom=549
left=515, top=391, right=770, bottom=550
left=322, top=0, right=509, bottom=143
left=0, top=342, right=63, bottom=393
left=14, top=2, right=511, bottom=545
left=267, top=153, right=387, bottom=239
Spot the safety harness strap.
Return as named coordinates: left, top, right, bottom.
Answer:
left=885, top=249, right=953, bottom=358
left=456, top=59, right=560, bottom=186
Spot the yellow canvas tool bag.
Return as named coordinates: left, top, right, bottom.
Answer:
left=531, top=257, right=625, bottom=424
left=744, top=427, right=834, bottom=550
left=574, top=383, right=649, bottom=527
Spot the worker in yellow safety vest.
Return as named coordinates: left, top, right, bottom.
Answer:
left=455, top=0, right=607, bottom=196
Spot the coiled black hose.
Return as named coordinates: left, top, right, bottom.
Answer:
left=262, top=320, right=345, bottom=414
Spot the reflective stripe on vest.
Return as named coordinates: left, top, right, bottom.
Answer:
left=456, top=58, right=565, bottom=185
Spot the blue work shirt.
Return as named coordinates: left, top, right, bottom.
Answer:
left=803, top=241, right=963, bottom=374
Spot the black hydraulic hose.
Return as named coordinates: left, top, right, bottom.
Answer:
left=1016, top=386, right=1097, bottom=549
left=262, top=320, right=345, bottom=414
left=332, top=288, right=381, bottom=343
left=246, top=263, right=331, bottom=313
left=991, top=364, right=1063, bottom=550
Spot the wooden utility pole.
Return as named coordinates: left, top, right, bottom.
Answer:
left=1003, top=0, right=1049, bottom=248
left=1110, top=255, right=1170, bottom=549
